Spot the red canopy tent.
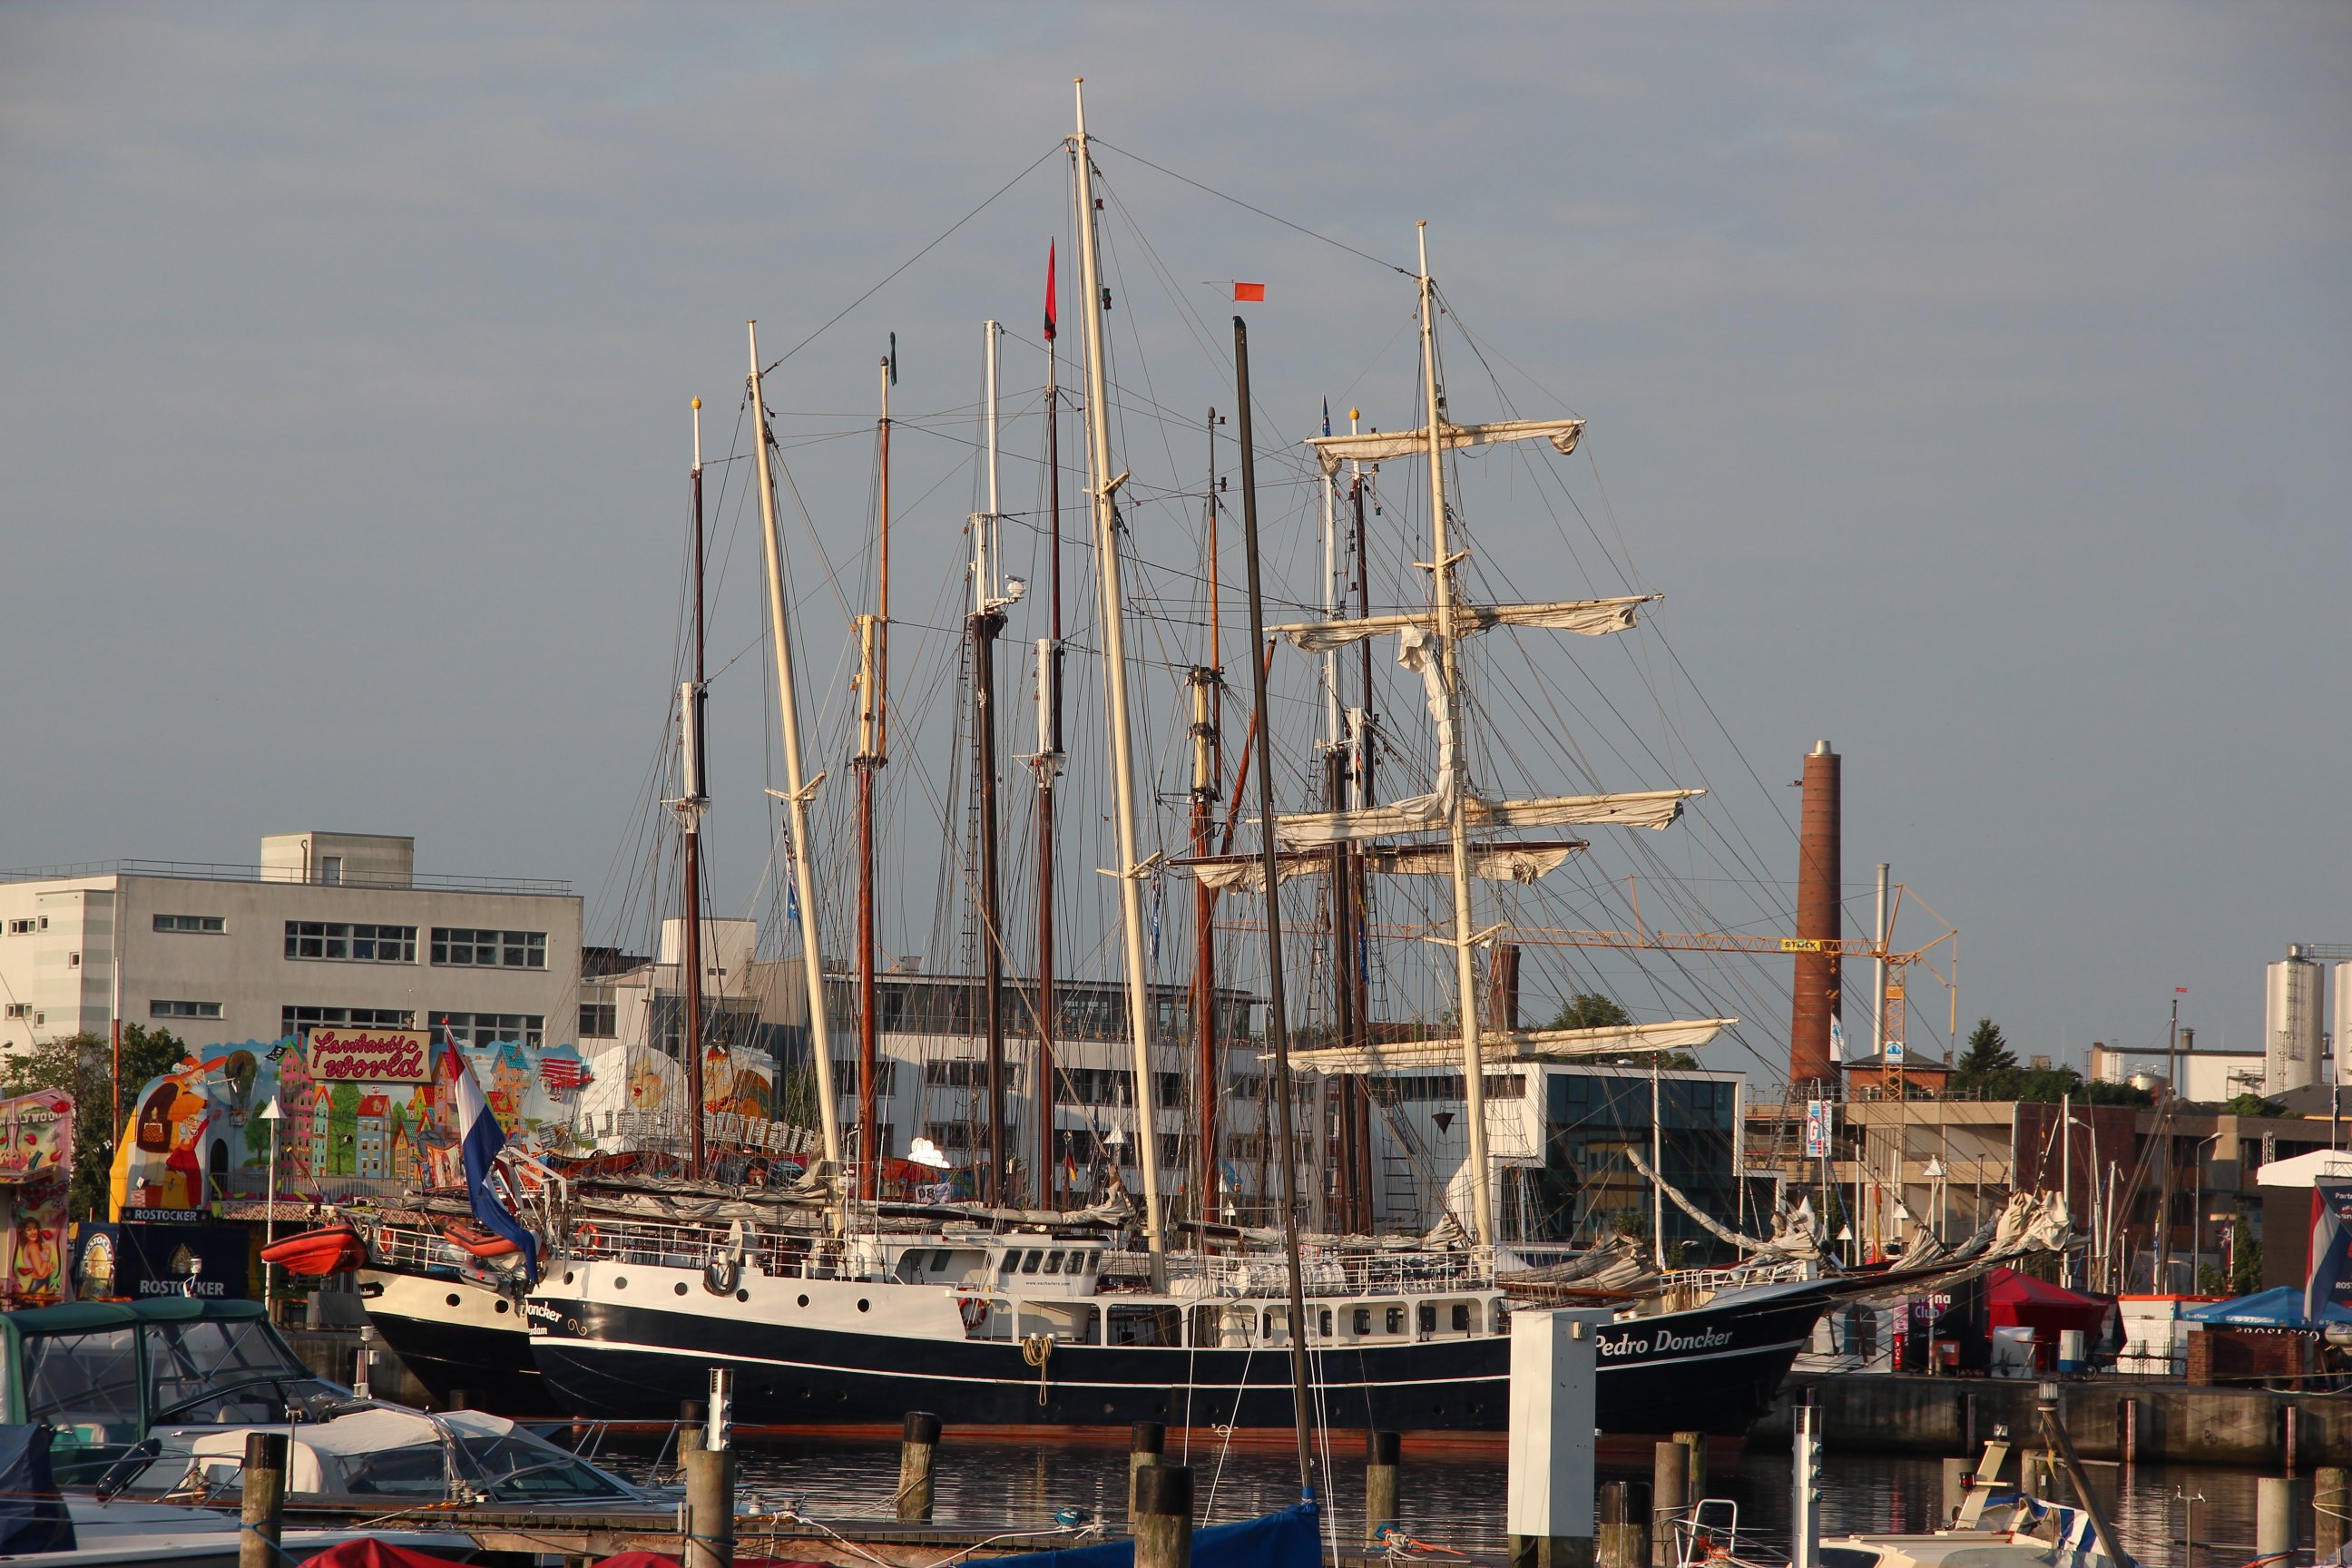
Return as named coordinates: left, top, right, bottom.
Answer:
left=1984, top=1266, right=2113, bottom=1370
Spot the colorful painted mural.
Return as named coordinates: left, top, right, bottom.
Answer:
left=109, top=1033, right=597, bottom=1215
left=0, top=1090, right=74, bottom=1305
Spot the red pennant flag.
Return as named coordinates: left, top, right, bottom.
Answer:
left=1232, top=281, right=1266, bottom=302
left=1044, top=242, right=1058, bottom=342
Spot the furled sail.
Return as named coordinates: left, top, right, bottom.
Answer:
left=1275, top=787, right=1699, bottom=848
left=1307, top=416, right=1587, bottom=477
left=1179, top=839, right=1584, bottom=893
left=1275, top=594, right=1657, bottom=653
left=1289, top=1015, right=1736, bottom=1074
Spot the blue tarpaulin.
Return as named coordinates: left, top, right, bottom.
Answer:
left=0, top=1425, right=74, bottom=1553
left=981, top=1504, right=1320, bottom=1568
left=2184, top=1285, right=2352, bottom=1328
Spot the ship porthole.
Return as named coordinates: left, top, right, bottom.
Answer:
left=446, top=1293, right=461, bottom=1308
left=615, top=1277, right=628, bottom=1289
left=495, top=1299, right=510, bottom=1314
left=858, top=1298, right=870, bottom=1313
left=797, top=1294, right=809, bottom=1308
left=737, top=1289, right=750, bottom=1302
left=563, top=1272, right=574, bottom=1286
left=675, top=1282, right=689, bottom=1296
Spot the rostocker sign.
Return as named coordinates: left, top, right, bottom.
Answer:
left=306, top=1027, right=433, bottom=1083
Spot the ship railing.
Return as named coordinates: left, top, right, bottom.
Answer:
left=1658, top=1259, right=1814, bottom=1291
left=553, top=1217, right=856, bottom=1280
left=1106, top=1247, right=1494, bottom=1298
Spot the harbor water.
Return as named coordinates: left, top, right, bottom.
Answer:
left=574, top=1434, right=2277, bottom=1566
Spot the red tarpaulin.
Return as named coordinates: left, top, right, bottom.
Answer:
left=302, top=1544, right=472, bottom=1568
left=1984, top=1266, right=2112, bottom=1369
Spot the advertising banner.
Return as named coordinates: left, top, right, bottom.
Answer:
left=1803, top=1099, right=1833, bottom=1160
left=307, top=1028, right=432, bottom=1083
left=73, top=1221, right=251, bottom=1300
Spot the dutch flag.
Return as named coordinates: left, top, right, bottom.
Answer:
left=443, top=1035, right=539, bottom=1279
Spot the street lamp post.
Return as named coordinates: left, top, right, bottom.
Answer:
left=260, top=1095, right=284, bottom=1311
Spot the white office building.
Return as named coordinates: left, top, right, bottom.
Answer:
left=0, top=831, right=583, bottom=1057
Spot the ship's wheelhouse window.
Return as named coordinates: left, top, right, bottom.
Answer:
left=1019, top=1250, right=1043, bottom=1275
left=1107, top=1305, right=1181, bottom=1348
left=1042, top=1250, right=1064, bottom=1274
left=1453, top=1302, right=1473, bottom=1333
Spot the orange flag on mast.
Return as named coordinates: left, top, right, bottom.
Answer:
left=1232, top=281, right=1266, bottom=302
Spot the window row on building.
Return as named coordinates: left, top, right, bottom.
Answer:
left=279, top=922, right=546, bottom=968
left=275, top=1005, right=547, bottom=1047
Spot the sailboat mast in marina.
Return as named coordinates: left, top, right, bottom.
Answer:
left=678, top=398, right=711, bottom=1180
left=1071, top=78, right=1165, bottom=1278
left=1029, top=250, right=1066, bottom=1210
left=969, top=320, right=1014, bottom=1205
left=853, top=347, right=892, bottom=1201
left=748, top=319, right=844, bottom=1191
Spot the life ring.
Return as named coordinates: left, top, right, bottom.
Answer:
left=704, top=1257, right=740, bottom=1296
left=958, top=1296, right=990, bottom=1333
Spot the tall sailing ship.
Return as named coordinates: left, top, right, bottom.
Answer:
left=512, top=83, right=1857, bottom=1443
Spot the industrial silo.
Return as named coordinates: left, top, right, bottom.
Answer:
left=2263, top=952, right=2323, bottom=1093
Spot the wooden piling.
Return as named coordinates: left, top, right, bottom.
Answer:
left=1364, top=1430, right=1400, bottom=1546
left=1133, top=1463, right=1192, bottom=1568
left=2315, top=1465, right=2348, bottom=1561
left=239, top=1431, right=287, bottom=1568
left=1673, top=1431, right=1706, bottom=1501
left=898, top=1411, right=941, bottom=1523
left=1650, top=1441, right=1685, bottom=1567
left=682, top=1444, right=734, bottom=1568
left=1128, top=1420, right=1165, bottom=1524
left=1596, top=1480, right=1648, bottom=1568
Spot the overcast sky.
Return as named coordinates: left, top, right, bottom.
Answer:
left=4, top=5, right=2346, bottom=1078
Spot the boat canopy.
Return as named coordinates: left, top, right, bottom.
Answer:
left=0, top=1298, right=342, bottom=1461
left=1289, top=1016, right=1737, bottom=1074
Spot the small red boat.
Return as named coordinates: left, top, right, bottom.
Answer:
left=260, top=1225, right=368, bottom=1277
left=439, top=1223, right=520, bottom=1259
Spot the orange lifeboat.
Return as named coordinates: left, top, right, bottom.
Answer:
left=260, top=1225, right=369, bottom=1277
left=438, top=1223, right=521, bottom=1259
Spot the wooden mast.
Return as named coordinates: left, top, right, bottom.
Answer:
left=1188, top=408, right=1222, bottom=1224
left=747, top=320, right=844, bottom=1190
left=853, top=350, right=892, bottom=1202
left=1232, top=312, right=1317, bottom=1497
left=1072, top=80, right=1165, bottom=1278
left=1345, top=437, right=1377, bottom=1227
left=1032, top=253, right=1065, bottom=1210
left=1416, top=225, right=1494, bottom=1253
left=680, top=398, right=710, bottom=1180
left=971, top=321, right=1010, bottom=1206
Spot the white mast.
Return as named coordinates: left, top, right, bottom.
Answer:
left=1073, top=79, right=1165, bottom=1278
left=978, top=318, right=1003, bottom=611
left=1417, top=222, right=1494, bottom=1254
left=747, top=320, right=845, bottom=1187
